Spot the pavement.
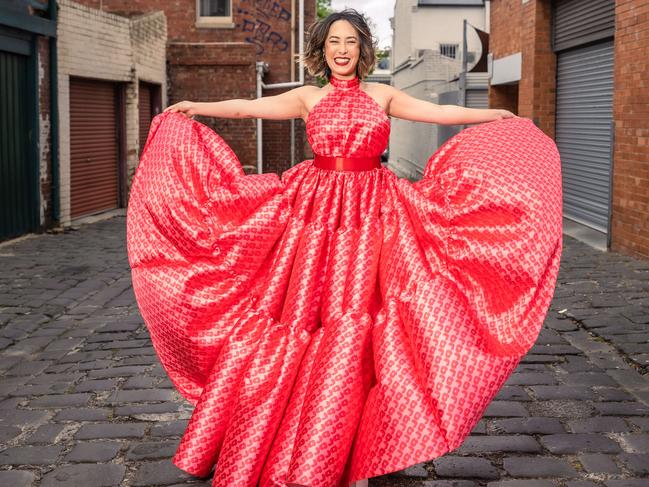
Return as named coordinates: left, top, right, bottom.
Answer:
left=0, top=214, right=648, bottom=487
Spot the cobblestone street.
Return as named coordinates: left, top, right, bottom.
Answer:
left=1, top=214, right=648, bottom=487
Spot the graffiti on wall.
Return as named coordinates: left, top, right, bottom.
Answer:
left=237, top=0, right=291, bottom=55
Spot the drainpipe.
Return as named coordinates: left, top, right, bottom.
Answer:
left=255, top=61, right=269, bottom=175
left=255, top=0, right=305, bottom=174
left=459, top=18, right=468, bottom=132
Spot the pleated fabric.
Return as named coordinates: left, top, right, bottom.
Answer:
left=126, top=75, right=563, bottom=487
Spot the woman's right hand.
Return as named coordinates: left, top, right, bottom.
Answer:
left=164, top=101, right=198, bottom=118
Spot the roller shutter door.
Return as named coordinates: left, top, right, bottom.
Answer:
left=69, top=77, right=120, bottom=219
left=555, top=40, right=614, bottom=233
left=465, top=73, right=489, bottom=110
left=553, top=0, right=615, bottom=233
left=466, top=89, right=488, bottom=109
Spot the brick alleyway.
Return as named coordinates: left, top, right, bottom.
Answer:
left=0, top=215, right=648, bottom=487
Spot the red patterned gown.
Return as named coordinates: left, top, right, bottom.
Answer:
left=126, top=74, right=563, bottom=487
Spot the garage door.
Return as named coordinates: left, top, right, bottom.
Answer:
left=1, top=46, right=38, bottom=239
left=70, top=77, right=120, bottom=219
left=555, top=40, right=614, bottom=233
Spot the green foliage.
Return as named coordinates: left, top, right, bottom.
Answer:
left=376, top=48, right=390, bottom=62
left=317, top=0, right=334, bottom=19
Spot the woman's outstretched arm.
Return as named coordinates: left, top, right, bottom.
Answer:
left=164, top=85, right=310, bottom=120
left=383, top=84, right=517, bottom=125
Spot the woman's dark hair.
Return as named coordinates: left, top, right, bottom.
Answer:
left=302, top=8, right=378, bottom=81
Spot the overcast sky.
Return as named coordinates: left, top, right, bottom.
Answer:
left=331, top=0, right=393, bottom=50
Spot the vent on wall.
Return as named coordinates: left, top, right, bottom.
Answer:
left=440, top=43, right=458, bottom=58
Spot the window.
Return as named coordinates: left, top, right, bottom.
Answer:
left=200, top=0, right=230, bottom=16
left=196, top=0, right=234, bottom=28
left=440, top=43, right=458, bottom=59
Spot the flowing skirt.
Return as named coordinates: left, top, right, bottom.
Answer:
left=126, top=112, right=563, bottom=486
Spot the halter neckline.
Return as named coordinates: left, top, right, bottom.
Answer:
left=328, top=74, right=360, bottom=90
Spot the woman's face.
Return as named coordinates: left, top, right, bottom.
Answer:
left=323, top=19, right=360, bottom=80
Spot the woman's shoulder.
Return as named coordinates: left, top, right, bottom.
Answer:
left=361, top=81, right=397, bottom=100
left=362, top=81, right=396, bottom=94
left=300, top=84, right=333, bottom=107
left=295, top=83, right=331, bottom=100
left=361, top=81, right=396, bottom=113
left=295, top=84, right=335, bottom=121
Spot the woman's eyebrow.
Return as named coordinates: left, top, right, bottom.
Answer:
left=328, top=35, right=358, bottom=39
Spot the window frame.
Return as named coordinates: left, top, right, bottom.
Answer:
left=195, top=0, right=235, bottom=29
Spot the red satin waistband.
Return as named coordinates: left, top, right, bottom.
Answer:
left=313, top=154, right=381, bottom=171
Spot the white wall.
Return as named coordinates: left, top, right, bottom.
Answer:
left=130, top=12, right=168, bottom=181
left=389, top=1, right=488, bottom=180
left=392, top=1, right=488, bottom=68
left=389, top=52, right=461, bottom=180
left=411, top=6, right=487, bottom=61
left=392, top=0, right=415, bottom=71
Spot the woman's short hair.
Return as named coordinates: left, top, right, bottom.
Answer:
left=302, top=8, right=378, bottom=81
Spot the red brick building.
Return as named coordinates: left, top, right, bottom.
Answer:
left=78, top=0, right=317, bottom=175
left=488, top=0, right=649, bottom=260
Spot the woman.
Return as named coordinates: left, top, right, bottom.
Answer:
left=127, top=8, right=563, bottom=487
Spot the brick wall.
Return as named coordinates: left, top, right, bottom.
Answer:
left=488, top=0, right=522, bottom=117
left=132, top=13, right=167, bottom=85
left=518, top=0, right=555, bottom=136
left=75, top=0, right=317, bottom=174
left=489, top=84, right=518, bottom=115
left=38, top=37, right=53, bottom=229
left=131, top=12, right=168, bottom=183
left=488, top=0, right=522, bottom=59
left=488, top=0, right=555, bottom=137
left=168, top=42, right=258, bottom=168
left=610, top=0, right=649, bottom=258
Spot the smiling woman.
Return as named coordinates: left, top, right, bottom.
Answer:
left=128, top=7, right=562, bottom=487
left=301, top=9, right=377, bottom=81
